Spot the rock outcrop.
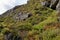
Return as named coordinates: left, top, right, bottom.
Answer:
left=41, top=0, right=60, bottom=10
left=13, top=12, right=32, bottom=21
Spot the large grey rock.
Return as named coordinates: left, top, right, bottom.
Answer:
left=13, top=12, right=32, bottom=21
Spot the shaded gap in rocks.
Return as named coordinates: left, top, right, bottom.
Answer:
left=50, top=0, right=59, bottom=10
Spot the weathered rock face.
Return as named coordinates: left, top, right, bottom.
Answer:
left=56, top=1, right=60, bottom=11
left=13, top=12, right=32, bottom=21
left=41, top=0, right=60, bottom=10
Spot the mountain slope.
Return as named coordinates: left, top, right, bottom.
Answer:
left=0, top=0, right=60, bottom=40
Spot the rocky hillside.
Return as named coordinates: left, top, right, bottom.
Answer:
left=0, top=0, right=60, bottom=40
